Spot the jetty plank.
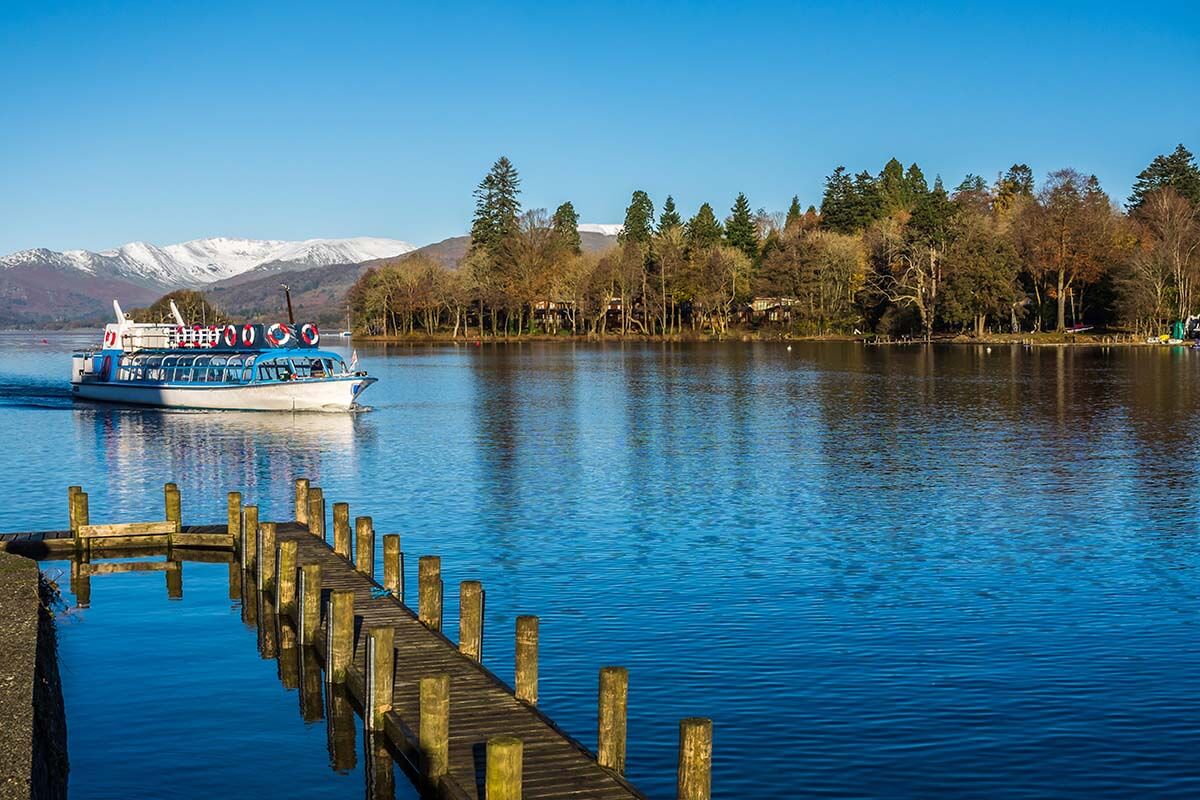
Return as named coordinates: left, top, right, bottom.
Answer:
left=274, top=522, right=644, bottom=800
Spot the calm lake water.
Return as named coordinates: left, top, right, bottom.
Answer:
left=1, top=332, right=1198, bottom=799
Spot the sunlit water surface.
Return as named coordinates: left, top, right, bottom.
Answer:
left=1, top=332, right=1197, bottom=799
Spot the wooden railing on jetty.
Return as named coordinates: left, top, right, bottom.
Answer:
left=1, top=480, right=714, bottom=800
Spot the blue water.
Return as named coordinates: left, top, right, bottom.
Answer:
left=2, top=332, right=1198, bottom=798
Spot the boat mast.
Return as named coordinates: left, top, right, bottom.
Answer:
left=282, top=284, right=295, bottom=325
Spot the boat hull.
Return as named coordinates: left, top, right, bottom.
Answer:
left=71, top=377, right=374, bottom=411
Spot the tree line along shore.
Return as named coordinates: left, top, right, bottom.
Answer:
left=143, top=145, right=1200, bottom=344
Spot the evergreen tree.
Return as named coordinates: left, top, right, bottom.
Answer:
left=910, top=176, right=953, bottom=241
left=820, top=166, right=856, bottom=233
left=879, top=158, right=908, bottom=212
left=905, top=163, right=929, bottom=197
left=658, top=195, right=683, bottom=232
left=552, top=201, right=582, bottom=255
left=995, top=164, right=1034, bottom=216
left=785, top=196, right=803, bottom=230
left=849, top=170, right=883, bottom=228
left=724, top=192, right=759, bottom=260
left=469, top=156, right=522, bottom=254
left=1128, top=144, right=1200, bottom=209
left=620, top=190, right=655, bottom=244
left=685, top=203, right=724, bottom=250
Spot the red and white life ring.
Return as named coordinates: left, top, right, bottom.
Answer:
left=103, top=329, right=116, bottom=347
left=204, top=326, right=219, bottom=348
left=299, top=323, right=320, bottom=346
left=266, top=323, right=291, bottom=347
left=223, top=325, right=238, bottom=347
left=242, top=324, right=257, bottom=347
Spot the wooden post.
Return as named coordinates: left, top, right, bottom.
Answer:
left=308, top=488, right=325, bottom=539
left=257, top=522, right=277, bottom=592
left=598, top=666, right=629, bottom=774
left=418, top=556, right=442, bottom=631
left=418, top=674, right=450, bottom=778
left=677, top=718, right=713, bottom=800
left=332, top=502, right=351, bottom=559
left=486, top=736, right=523, bottom=800
left=364, top=626, right=394, bottom=731
left=164, top=482, right=181, bottom=533
left=382, top=534, right=402, bottom=601
left=71, top=491, right=89, bottom=557
left=459, top=580, right=484, bottom=662
left=295, top=478, right=310, bottom=525
left=241, top=505, right=259, bottom=570
left=298, top=562, right=322, bottom=645
left=354, top=516, right=374, bottom=578
left=515, top=616, right=538, bottom=705
left=68, top=486, right=81, bottom=532
left=327, top=589, right=354, bottom=683
left=275, top=540, right=298, bottom=616
left=227, top=491, right=242, bottom=547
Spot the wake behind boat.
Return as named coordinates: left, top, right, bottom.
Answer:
left=70, top=300, right=376, bottom=411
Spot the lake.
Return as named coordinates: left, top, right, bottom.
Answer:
left=1, top=332, right=1197, bottom=799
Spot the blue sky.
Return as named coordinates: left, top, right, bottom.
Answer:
left=1, top=0, right=1197, bottom=253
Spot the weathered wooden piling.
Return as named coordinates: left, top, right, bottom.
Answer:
left=257, top=522, right=277, bottom=592
left=418, top=556, right=442, bottom=631
left=332, top=502, right=351, bottom=559
left=677, top=718, right=713, bottom=800
left=327, top=589, right=355, bottom=683
left=515, top=615, right=538, bottom=705
left=70, top=490, right=89, bottom=537
left=459, top=580, right=484, bottom=663
left=298, top=645, right=324, bottom=723
left=598, top=666, right=629, bottom=774
left=326, top=684, right=357, bottom=772
left=382, top=534, right=402, bottom=601
left=298, top=562, right=322, bottom=645
left=418, top=674, right=450, bottom=779
left=364, top=626, right=394, bottom=731
left=354, top=516, right=374, bottom=578
left=164, top=482, right=181, bottom=533
left=68, top=486, right=81, bottom=532
left=486, top=736, right=523, bottom=800
left=275, top=540, right=298, bottom=616
left=227, top=491, right=242, bottom=546
left=307, top=487, right=325, bottom=539
left=240, top=505, right=259, bottom=569
left=294, top=478, right=309, bottom=525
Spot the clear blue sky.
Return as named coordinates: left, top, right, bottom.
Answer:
left=1, top=0, right=1198, bottom=253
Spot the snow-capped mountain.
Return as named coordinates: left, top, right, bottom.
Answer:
left=578, top=223, right=623, bottom=236
left=0, top=236, right=417, bottom=289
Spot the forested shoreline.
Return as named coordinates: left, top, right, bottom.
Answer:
left=346, top=146, right=1200, bottom=341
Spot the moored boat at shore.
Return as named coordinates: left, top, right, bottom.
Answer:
left=70, top=301, right=376, bottom=411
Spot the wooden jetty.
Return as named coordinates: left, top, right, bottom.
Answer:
left=1, top=481, right=714, bottom=800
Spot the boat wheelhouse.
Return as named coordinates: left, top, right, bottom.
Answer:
left=70, top=301, right=376, bottom=411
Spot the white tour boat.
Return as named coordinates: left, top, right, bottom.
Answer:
left=70, top=301, right=376, bottom=411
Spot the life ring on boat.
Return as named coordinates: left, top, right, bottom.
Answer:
left=299, top=323, right=319, bottom=346
left=223, top=325, right=238, bottom=347
left=204, top=326, right=219, bottom=348
left=99, top=355, right=112, bottom=381
left=242, top=324, right=257, bottom=347
left=103, top=329, right=116, bottom=348
left=266, top=323, right=291, bottom=347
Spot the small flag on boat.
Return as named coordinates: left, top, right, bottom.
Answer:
left=349, top=350, right=359, bottom=371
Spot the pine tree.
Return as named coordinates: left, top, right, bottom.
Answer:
left=1128, top=144, right=1200, bottom=210
left=470, top=156, right=522, bottom=254
left=658, top=195, right=683, bottom=232
left=820, top=166, right=856, bottom=233
left=850, top=170, right=883, bottom=229
left=620, top=190, right=655, bottom=245
left=724, top=192, right=759, bottom=260
left=785, top=196, right=803, bottom=230
left=879, top=158, right=908, bottom=212
left=552, top=201, right=581, bottom=255
left=685, top=203, right=723, bottom=250
left=905, top=163, right=929, bottom=197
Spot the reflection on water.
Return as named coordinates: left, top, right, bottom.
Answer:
left=3, top=335, right=1199, bottom=799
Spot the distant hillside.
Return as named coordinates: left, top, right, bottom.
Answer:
left=0, top=262, right=158, bottom=327
left=205, top=231, right=618, bottom=324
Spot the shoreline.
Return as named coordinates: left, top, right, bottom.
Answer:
left=345, top=331, right=1159, bottom=347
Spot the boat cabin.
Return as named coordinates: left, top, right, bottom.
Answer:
left=113, top=350, right=349, bottom=385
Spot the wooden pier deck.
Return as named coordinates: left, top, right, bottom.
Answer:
left=1, top=482, right=714, bottom=800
